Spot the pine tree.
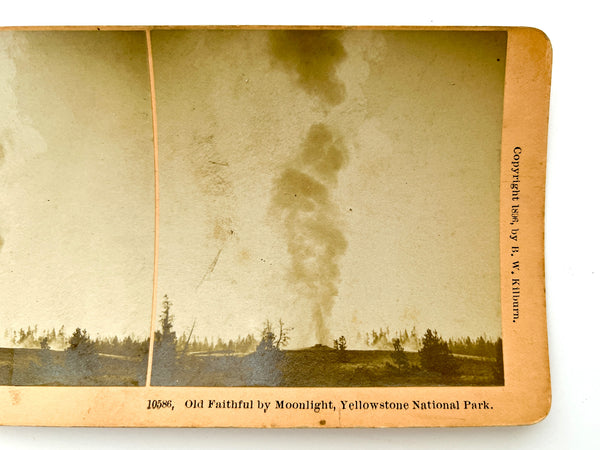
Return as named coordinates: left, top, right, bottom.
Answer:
left=65, top=328, right=99, bottom=379
left=418, top=329, right=458, bottom=376
left=494, top=337, right=504, bottom=384
left=391, top=338, right=408, bottom=369
left=152, top=296, right=178, bottom=385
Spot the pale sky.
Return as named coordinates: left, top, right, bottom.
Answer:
left=0, top=31, right=155, bottom=341
left=0, top=30, right=506, bottom=348
left=152, top=30, right=507, bottom=348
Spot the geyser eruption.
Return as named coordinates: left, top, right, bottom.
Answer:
left=269, top=30, right=347, bottom=107
left=270, top=124, right=348, bottom=344
left=269, top=31, right=350, bottom=345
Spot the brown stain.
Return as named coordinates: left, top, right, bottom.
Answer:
left=194, top=161, right=232, bottom=197
left=213, top=217, right=235, bottom=242
left=319, top=419, right=326, bottom=425
left=189, top=135, right=233, bottom=197
left=269, top=30, right=347, bottom=106
left=238, top=248, right=251, bottom=262
left=9, top=388, right=21, bottom=405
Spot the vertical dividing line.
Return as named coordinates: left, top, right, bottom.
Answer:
left=145, top=29, right=159, bottom=387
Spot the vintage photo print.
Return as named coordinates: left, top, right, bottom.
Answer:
left=0, top=26, right=551, bottom=427
left=0, top=31, right=155, bottom=386
left=150, top=29, right=506, bottom=388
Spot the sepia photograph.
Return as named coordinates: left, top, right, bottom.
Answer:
left=150, top=29, right=507, bottom=387
left=0, top=31, right=155, bottom=386
left=0, top=25, right=553, bottom=429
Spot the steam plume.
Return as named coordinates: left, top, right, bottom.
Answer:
left=269, top=31, right=350, bottom=344
left=271, top=125, right=348, bottom=344
left=269, top=31, right=347, bottom=106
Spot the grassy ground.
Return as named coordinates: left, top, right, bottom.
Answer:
left=0, top=347, right=146, bottom=386
left=0, top=345, right=501, bottom=387
left=153, top=346, right=502, bottom=387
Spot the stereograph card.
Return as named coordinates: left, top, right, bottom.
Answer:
left=0, top=26, right=551, bottom=427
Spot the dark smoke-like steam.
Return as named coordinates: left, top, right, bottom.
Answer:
left=271, top=125, right=348, bottom=344
left=269, top=31, right=349, bottom=345
left=269, top=31, right=347, bottom=107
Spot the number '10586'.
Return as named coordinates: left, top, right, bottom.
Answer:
left=147, top=400, right=174, bottom=410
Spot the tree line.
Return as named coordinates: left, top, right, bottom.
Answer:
left=7, top=296, right=503, bottom=385
left=336, top=328, right=503, bottom=382
left=4, top=325, right=149, bottom=358
left=361, top=327, right=500, bottom=358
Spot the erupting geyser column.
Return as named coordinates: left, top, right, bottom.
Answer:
left=268, top=31, right=349, bottom=345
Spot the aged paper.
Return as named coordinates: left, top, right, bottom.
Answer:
left=0, top=26, right=551, bottom=427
